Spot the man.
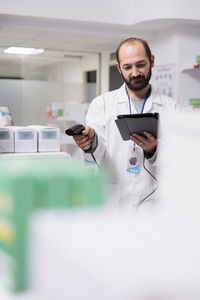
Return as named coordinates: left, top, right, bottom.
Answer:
left=73, top=37, right=176, bottom=210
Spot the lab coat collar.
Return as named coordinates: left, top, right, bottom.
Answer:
left=143, top=86, right=161, bottom=112
left=117, top=83, right=128, bottom=104
left=117, top=83, right=158, bottom=113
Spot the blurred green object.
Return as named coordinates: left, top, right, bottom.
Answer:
left=189, top=98, right=200, bottom=106
left=196, top=56, right=200, bottom=64
left=0, top=158, right=108, bottom=292
left=57, top=108, right=63, bottom=117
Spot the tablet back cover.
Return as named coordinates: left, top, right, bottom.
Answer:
left=115, top=114, right=158, bottom=141
left=115, top=118, right=130, bottom=141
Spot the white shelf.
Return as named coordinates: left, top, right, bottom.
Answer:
left=182, top=67, right=200, bottom=73
left=51, top=116, right=81, bottom=123
left=0, top=152, right=71, bottom=159
left=56, top=116, right=76, bottom=121
left=60, top=133, right=76, bottom=145
left=0, top=289, right=43, bottom=300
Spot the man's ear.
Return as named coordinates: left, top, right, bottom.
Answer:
left=116, top=63, right=121, bottom=73
left=150, top=55, right=155, bottom=68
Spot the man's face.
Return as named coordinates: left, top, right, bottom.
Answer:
left=117, top=42, right=153, bottom=92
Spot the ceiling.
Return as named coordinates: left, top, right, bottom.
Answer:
left=0, top=14, right=199, bottom=79
left=0, top=14, right=157, bottom=78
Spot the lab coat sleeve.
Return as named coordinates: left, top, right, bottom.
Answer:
left=83, top=95, right=107, bottom=162
left=145, top=146, right=158, bottom=164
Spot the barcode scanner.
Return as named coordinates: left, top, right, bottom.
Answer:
left=65, top=124, right=85, bottom=136
left=65, top=125, right=99, bottom=168
left=65, top=124, right=93, bottom=154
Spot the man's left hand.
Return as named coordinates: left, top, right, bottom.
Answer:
left=130, top=131, right=157, bottom=154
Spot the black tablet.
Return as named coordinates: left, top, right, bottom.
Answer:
left=115, top=113, right=159, bottom=141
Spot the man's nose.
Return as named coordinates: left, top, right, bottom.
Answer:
left=131, top=67, right=140, bottom=77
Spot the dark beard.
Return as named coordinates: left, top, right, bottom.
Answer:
left=121, top=67, right=152, bottom=91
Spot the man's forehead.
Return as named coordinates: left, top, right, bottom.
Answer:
left=119, top=41, right=145, bottom=54
left=121, top=59, right=147, bottom=66
left=119, top=42, right=147, bottom=60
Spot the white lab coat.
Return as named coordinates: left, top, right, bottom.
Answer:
left=84, top=83, right=176, bottom=210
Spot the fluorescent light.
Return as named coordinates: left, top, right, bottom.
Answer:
left=3, top=47, right=44, bottom=55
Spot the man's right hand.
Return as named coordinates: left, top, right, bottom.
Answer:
left=73, top=126, right=95, bottom=152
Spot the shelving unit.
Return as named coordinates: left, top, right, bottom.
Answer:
left=178, top=65, right=200, bottom=107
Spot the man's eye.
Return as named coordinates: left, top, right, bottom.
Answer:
left=136, top=64, right=146, bottom=68
left=124, top=66, right=131, bottom=70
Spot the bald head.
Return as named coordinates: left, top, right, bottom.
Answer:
left=116, top=38, right=152, bottom=66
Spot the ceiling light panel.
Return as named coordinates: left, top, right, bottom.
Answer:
left=3, top=47, right=44, bottom=55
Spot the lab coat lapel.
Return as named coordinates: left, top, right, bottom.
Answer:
left=116, top=84, right=131, bottom=114
left=142, top=86, right=157, bottom=113
left=143, top=96, right=153, bottom=113
left=117, top=83, right=128, bottom=104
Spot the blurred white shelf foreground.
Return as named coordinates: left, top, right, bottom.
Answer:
left=0, top=152, right=71, bottom=160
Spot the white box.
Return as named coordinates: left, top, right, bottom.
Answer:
left=29, top=126, right=60, bottom=152
left=13, top=126, right=37, bottom=153
left=0, top=127, right=14, bottom=153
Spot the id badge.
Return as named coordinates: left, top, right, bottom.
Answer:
left=126, top=145, right=141, bottom=174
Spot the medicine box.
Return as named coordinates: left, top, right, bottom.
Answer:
left=13, top=126, right=37, bottom=153
left=0, top=127, right=14, bottom=153
left=29, top=126, right=60, bottom=152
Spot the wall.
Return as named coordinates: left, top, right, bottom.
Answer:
left=100, top=51, right=111, bottom=94
left=149, top=28, right=179, bottom=101
left=0, top=79, right=23, bottom=125
left=22, top=80, right=61, bottom=125
left=43, top=59, right=86, bottom=103
left=1, top=0, right=200, bottom=25
left=148, top=24, right=200, bottom=107
left=0, top=52, right=99, bottom=126
left=26, top=54, right=99, bottom=125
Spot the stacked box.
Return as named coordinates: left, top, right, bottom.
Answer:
left=30, top=160, right=107, bottom=208
left=0, top=159, right=108, bottom=292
